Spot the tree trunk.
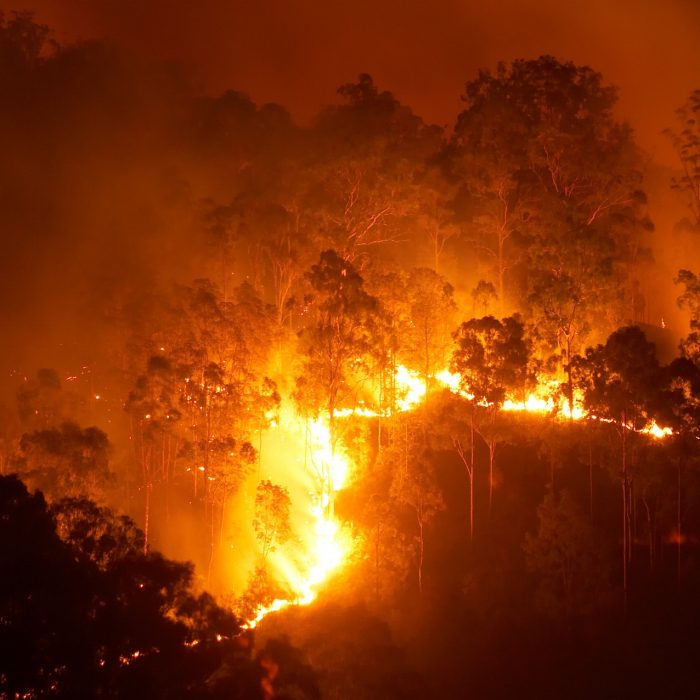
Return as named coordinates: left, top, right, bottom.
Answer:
left=588, top=442, right=593, bottom=518
left=642, top=495, right=654, bottom=572
left=488, top=438, right=495, bottom=517
left=144, top=480, right=151, bottom=555
left=471, top=409, right=476, bottom=540
left=417, top=509, right=424, bottom=594
left=677, top=459, right=682, bottom=592
left=453, top=437, right=474, bottom=544
left=621, top=415, right=628, bottom=612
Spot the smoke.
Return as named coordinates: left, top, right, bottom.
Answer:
left=10, top=0, right=700, bottom=163
left=0, top=31, right=200, bottom=391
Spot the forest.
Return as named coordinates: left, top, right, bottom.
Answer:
left=2, top=9, right=700, bottom=699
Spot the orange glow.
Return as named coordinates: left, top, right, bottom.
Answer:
left=243, top=406, right=355, bottom=628
left=245, top=362, right=673, bottom=628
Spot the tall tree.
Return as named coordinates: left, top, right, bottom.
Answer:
left=311, top=74, right=442, bottom=264
left=448, top=56, right=652, bottom=321
left=666, top=89, right=700, bottom=230
left=524, top=490, right=610, bottom=619
left=15, top=421, right=111, bottom=502
left=452, top=315, right=534, bottom=515
left=401, top=267, right=457, bottom=401
left=389, top=442, right=445, bottom=594
left=253, top=480, right=292, bottom=564
left=571, top=325, right=660, bottom=609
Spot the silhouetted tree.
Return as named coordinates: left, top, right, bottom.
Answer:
left=571, top=325, right=660, bottom=608
left=524, top=490, right=610, bottom=618
left=666, top=89, right=700, bottom=230
left=452, top=315, right=534, bottom=514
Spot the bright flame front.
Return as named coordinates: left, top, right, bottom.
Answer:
left=244, top=363, right=673, bottom=628
left=244, top=406, right=354, bottom=628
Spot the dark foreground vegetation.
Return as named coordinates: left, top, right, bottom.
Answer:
left=2, top=9, right=700, bottom=699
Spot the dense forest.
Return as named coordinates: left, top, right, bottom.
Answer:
left=2, top=10, right=700, bottom=698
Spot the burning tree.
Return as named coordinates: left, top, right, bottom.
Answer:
left=254, top=479, right=292, bottom=564
left=295, top=250, right=382, bottom=514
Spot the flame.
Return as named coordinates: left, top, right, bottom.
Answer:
left=395, top=364, right=427, bottom=410
left=244, top=362, right=673, bottom=627
left=639, top=420, right=673, bottom=439
left=243, top=407, right=354, bottom=628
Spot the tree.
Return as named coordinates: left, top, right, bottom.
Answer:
left=656, top=357, right=700, bottom=588
left=125, top=279, right=279, bottom=571
left=254, top=480, right=292, bottom=564
left=470, top=279, right=497, bottom=317
left=401, top=267, right=457, bottom=401
left=448, top=56, right=651, bottom=320
left=295, top=251, right=382, bottom=514
left=675, top=269, right=700, bottom=363
left=452, top=315, right=534, bottom=515
left=15, top=421, right=111, bottom=502
left=527, top=269, right=591, bottom=412
left=0, top=475, right=269, bottom=699
left=524, top=490, right=610, bottom=619
left=666, top=89, right=700, bottom=230
left=390, top=439, right=445, bottom=594
left=571, top=325, right=661, bottom=609
left=0, top=10, right=54, bottom=87
left=125, top=354, right=181, bottom=550
left=311, top=74, right=442, bottom=264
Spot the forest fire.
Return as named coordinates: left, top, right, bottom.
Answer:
left=243, top=409, right=355, bottom=628
left=246, top=362, right=674, bottom=628
left=4, top=7, right=700, bottom=698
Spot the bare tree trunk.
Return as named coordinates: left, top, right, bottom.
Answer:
left=207, top=505, right=216, bottom=587
left=642, top=495, right=654, bottom=572
left=588, top=442, right=594, bottom=518
left=453, top=437, right=474, bottom=543
left=678, top=460, right=682, bottom=593
left=488, top=438, right=495, bottom=517
left=375, top=534, right=381, bottom=603
left=621, top=416, right=628, bottom=613
left=566, top=337, right=574, bottom=421
left=144, top=480, right=151, bottom=555
left=471, top=409, right=476, bottom=540
left=417, top=509, right=424, bottom=594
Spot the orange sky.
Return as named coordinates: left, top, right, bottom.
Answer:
left=4, top=0, right=700, bottom=164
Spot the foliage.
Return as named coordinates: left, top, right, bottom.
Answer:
left=254, top=480, right=292, bottom=561
left=524, top=489, right=610, bottom=617
left=452, top=315, right=534, bottom=404
left=571, top=325, right=660, bottom=424
left=14, top=421, right=111, bottom=501
left=666, top=90, right=700, bottom=228
left=295, top=250, right=382, bottom=420
left=0, top=475, right=266, bottom=699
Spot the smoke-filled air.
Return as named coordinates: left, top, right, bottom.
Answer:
left=3, top=3, right=700, bottom=698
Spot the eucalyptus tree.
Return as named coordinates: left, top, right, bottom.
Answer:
left=666, top=89, right=700, bottom=230
left=295, top=250, right=383, bottom=516
left=448, top=56, right=652, bottom=323
left=451, top=315, right=534, bottom=517
left=571, top=325, right=661, bottom=608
